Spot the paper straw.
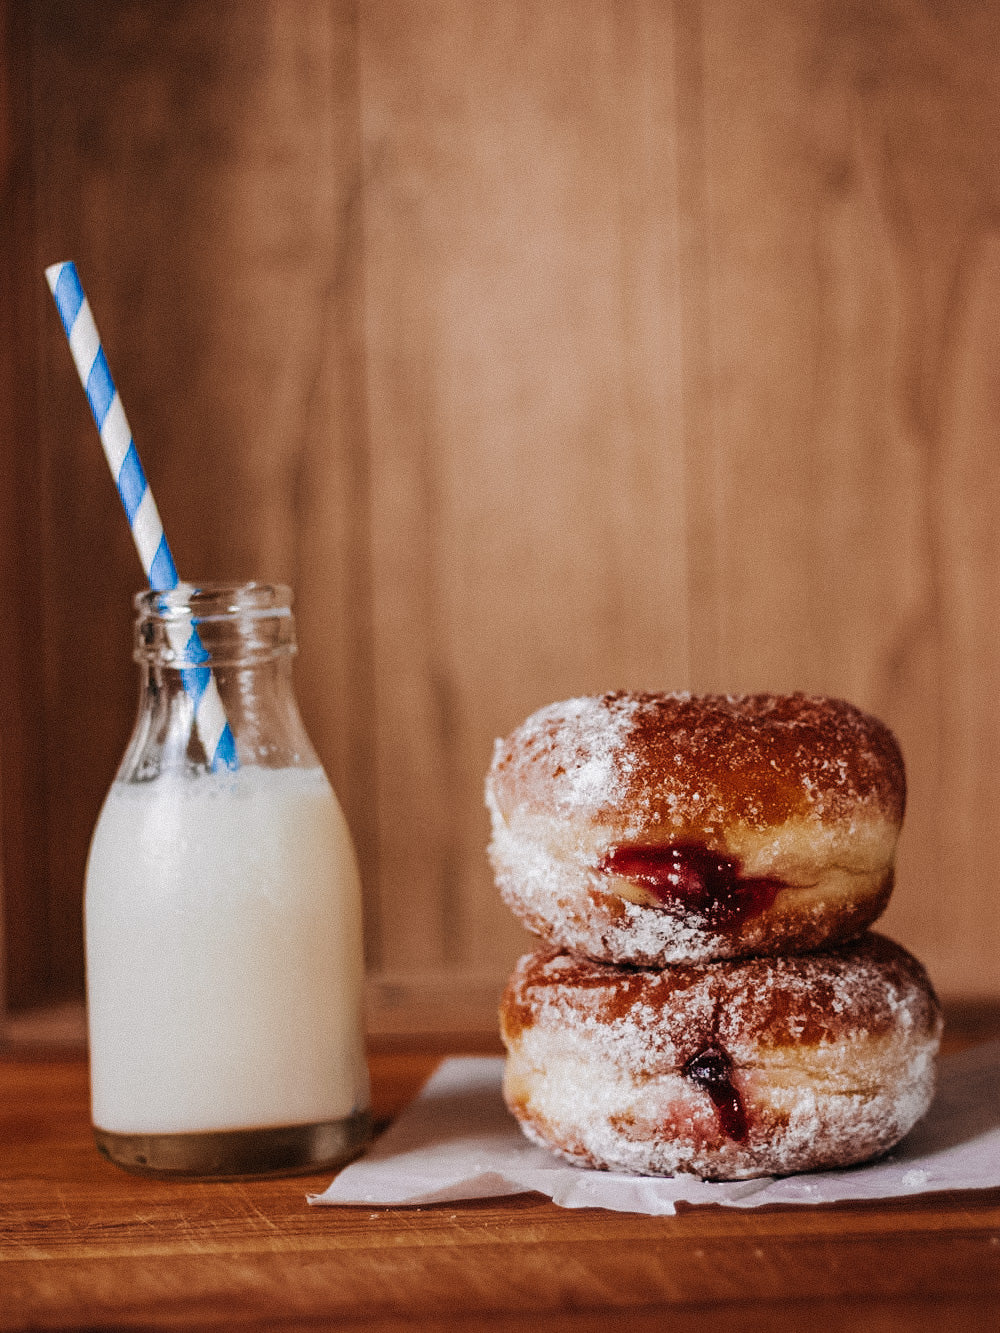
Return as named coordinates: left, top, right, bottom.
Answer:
left=46, top=261, right=237, bottom=770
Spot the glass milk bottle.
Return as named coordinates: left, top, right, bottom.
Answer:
left=84, top=583, right=370, bottom=1177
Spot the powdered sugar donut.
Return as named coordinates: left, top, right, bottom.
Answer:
left=500, top=935, right=941, bottom=1180
left=486, top=692, right=905, bottom=965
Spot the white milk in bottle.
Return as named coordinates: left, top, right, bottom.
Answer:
left=84, top=584, right=370, bottom=1176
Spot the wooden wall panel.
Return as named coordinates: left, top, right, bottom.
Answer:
left=695, top=0, right=1000, bottom=997
left=3, top=0, right=1000, bottom=1031
left=17, top=0, right=372, bottom=1003
left=0, top=0, right=52, bottom=1011
left=360, top=0, right=691, bottom=985
left=932, top=233, right=1000, bottom=989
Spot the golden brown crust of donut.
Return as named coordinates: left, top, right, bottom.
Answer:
left=488, top=692, right=905, bottom=838
left=500, top=936, right=941, bottom=1179
left=501, top=934, right=937, bottom=1057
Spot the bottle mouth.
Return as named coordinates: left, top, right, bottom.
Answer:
left=134, top=582, right=296, bottom=666
left=136, top=582, right=293, bottom=620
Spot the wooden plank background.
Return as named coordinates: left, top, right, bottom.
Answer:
left=2, top=0, right=1000, bottom=1034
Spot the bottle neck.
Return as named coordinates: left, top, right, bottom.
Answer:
left=120, top=583, right=317, bottom=781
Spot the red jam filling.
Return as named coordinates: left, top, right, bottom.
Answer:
left=598, top=842, right=784, bottom=928
left=683, top=1047, right=749, bottom=1142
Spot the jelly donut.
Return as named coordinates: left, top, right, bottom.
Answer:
left=500, top=935, right=941, bottom=1180
left=486, top=692, right=905, bottom=965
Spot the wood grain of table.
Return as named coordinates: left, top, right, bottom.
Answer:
left=2, top=1025, right=999, bottom=1332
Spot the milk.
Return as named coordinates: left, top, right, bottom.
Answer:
left=85, top=765, right=370, bottom=1135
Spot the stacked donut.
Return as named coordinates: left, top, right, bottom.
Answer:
left=485, top=692, right=941, bottom=1180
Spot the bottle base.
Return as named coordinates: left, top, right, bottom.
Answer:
left=93, top=1109, right=371, bottom=1180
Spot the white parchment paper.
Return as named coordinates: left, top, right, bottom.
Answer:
left=310, top=1041, right=1000, bottom=1215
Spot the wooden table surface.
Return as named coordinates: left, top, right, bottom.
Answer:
left=2, top=1024, right=999, bottom=1332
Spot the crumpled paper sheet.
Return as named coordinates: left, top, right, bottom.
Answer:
left=310, top=1041, right=1000, bottom=1215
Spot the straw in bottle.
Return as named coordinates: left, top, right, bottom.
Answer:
left=46, top=260, right=237, bottom=770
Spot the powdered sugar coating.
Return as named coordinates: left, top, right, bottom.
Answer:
left=488, top=823, right=733, bottom=962
left=490, top=694, right=642, bottom=819
left=488, top=691, right=905, bottom=838
left=501, top=936, right=941, bottom=1179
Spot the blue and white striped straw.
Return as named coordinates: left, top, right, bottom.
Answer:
left=46, top=261, right=237, bottom=770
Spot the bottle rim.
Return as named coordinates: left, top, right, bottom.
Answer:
left=134, top=581, right=294, bottom=624
left=133, top=582, right=296, bottom=667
